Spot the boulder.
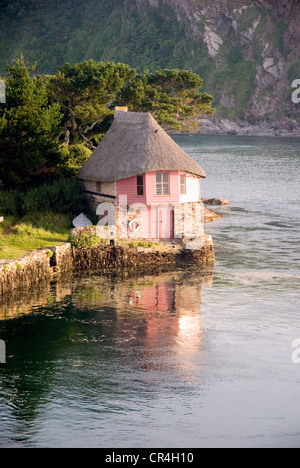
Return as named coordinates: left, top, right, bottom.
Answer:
left=202, top=198, right=231, bottom=206
left=204, top=208, right=223, bottom=223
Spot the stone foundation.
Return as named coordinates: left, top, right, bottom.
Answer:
left=174, top=201, right=204, bottom=239
left=72, top=235, right=215, bottom=272
left=49, top=243, right=73, bottom=276
left=0, top=250, right=52, bottom=295
left=0, top=244, right=73, bottom=295
left=0, top=236, right=215, bottom=296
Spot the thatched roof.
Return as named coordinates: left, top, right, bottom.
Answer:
left=78, top=111, right=206, bottom=182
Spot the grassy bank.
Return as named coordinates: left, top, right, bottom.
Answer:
left=0, top=177, right=92, bottom=260
left=0, top=212, right=71, bottom=260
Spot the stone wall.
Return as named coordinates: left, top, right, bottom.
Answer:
left=0, top=235, right=215, bottom=296
left=0, top=250, right=52, bottom=295
left=49, top=243, right=73, bottom=276
left=72, top=235, right=215, bottom=272
left=82, top=179, right=116, bottom=211
left=117, top=204, right=145, bottom=240
left=174, top=201, right=204, bottom=239
left=0, top=244, right=74, bottom=296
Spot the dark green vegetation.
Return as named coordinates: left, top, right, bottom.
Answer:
left=0, top=55, right=214, bottom=258
left=50, top=60, right=214, bottom=152
left=0, top=56, right=214, bottom=190
left=0, top=177, right=91, bottom=259
left=0, top=177, right=89, bottom=218
left=0, top=0, right=299, bottom=124
left=0, top=57, right=63, bottom=188
left=0, top=0, right=192, bottom=75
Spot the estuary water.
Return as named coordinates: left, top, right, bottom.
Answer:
left=0, top=135, right=300, bottom=448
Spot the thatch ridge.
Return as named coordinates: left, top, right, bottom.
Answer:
left=78, top=111, right=206, bottom=182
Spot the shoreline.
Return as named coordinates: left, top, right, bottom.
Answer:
left=0, top=205, right=222, bottom=265
left=0, top=201, right=225, bottom=298
left=0, top=235, right=216, bottom=297
left=172, top=117, right=300, bottom=138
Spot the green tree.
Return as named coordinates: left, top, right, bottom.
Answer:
left=0, top=55, right=63, bottom=188
left=49, top=60, right=136, bottom=149
left=49, top=61, right=215, bottom=146
left=116, top=68, right=215, bottom=131
left=0, top=57, right=215, bottom=188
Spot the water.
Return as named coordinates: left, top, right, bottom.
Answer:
left=0, top=135, right=300, bottom=448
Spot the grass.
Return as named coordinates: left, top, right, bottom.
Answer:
left=69, top=227, right=101, bottom=249
left=129, top=241, right=159, bottom=248
left=0, top=212, right=71, bottom=260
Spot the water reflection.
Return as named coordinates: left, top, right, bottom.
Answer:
left=0, top=267, right=213, bottom=447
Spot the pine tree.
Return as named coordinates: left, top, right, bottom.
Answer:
left=0, top=55, right=63, bottom=188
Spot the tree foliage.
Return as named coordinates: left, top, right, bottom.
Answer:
left=49, top=60, right=136, bottom=149
left=0, top=56, right=215, bottom=189
left=115, top=68, right=215, bottom=131
left=49, top=61, right=215, bottom=145
left=0, top=55, right=63, bottom=188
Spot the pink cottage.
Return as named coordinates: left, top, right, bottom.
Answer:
left=78, top=110, right=207, bottom=244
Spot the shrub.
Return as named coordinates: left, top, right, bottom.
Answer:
left=69, top=228, right=101, bottom=249
left=0, top=176, right=90, bottom=218
left=20, top=212, right=71, bottom=232
left=11, top=223, right=40, bottom=236
left=0, top=190, right=23, bottom=216
left=22, top=177, right=89, bottom=216
left=62, top=144, right=92, bottom=174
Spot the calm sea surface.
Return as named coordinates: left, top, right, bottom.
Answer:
left=0, top=135, right=300, bottom=448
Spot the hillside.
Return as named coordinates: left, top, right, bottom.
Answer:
left=0, top=0, right=300, bottom=131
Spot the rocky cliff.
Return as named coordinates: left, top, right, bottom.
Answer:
left=157, top=0, right=300, bottom=133
left=0, top=0, right=299, bottom=132
left=144, top=0, right=300, bottom=133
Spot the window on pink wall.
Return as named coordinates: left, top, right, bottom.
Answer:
left=137, top=175, right=144, bottom=196
left=156, top=172, right=169, bottom=195
left=180, top=174, right=186, bottom=195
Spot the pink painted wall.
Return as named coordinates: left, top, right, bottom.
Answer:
left=116, top=175, right=147, bottom=205
left=144, top=171, right=179, bottom=205
left=148, top=205, right=174, bottom=238
left=116, top=171, right=200, bottom=239
left=116, top=171, right=181, bottom=206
